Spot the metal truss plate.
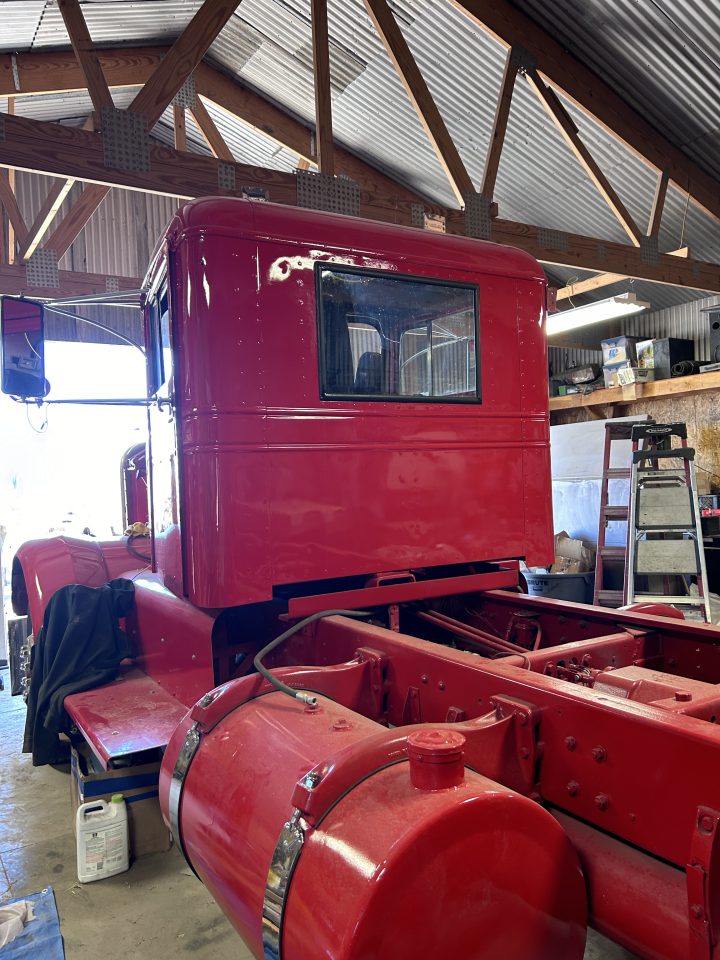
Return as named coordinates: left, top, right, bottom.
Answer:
left=217, top=161, right=236, bottom=192
left=296, top=170, right=360, bottom=216
left=172, top=74, right=197, bottom=109
left=106, top=276, right=120, bottom=293
left=102, top=107, right=150, bottom=173
left=537, top=227, right=569, bottom=252
left=411, top=203, right=425, bottom=228
left=25, top=249, right=59, bottom=288
left=464, top=192, right=492, bottom=240
left=510, top=44, right=537, bottom=75
left=640, top=235, right=659, bottom=264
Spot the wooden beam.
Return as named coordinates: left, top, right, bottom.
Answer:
left=188, top=96, right=233, bottom=161
left=173, top=104, right=187, bottom=151
left=0, top=47, right=436, bottom=213
left=18, top=115, right=95, bottom=261
left=311, top=0, right=334, bottom=175
left=0, top=169, right=28, bottom=248
left=58, top=0, right=114, bottom=113
left=0, top=261, right=140, bottom=299
left=38, top=1, right=243, bottom=255
left=5, top=97, right=16, bottom=262
left=2, top=112, right=719, bottom=291
left=556, top=272, right=625, bottom=301
left=19, top=177, right=77, bottom=260
left=129, top=0, right=240, bottom=129
left=44, top=183, right=110, bottom=259
left=449, top=0, right=720, bottom=227
left=555, top=245, right=692, bottom=301
left=648, top=169, right=669, bottom=239
left=526, top=70, right=643, bottom=246
left=363, top=0, right=474, bottom=204
left=481, top=49, right=518, bottom=200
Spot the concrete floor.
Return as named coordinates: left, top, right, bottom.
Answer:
left=0, top=667, right=635, bottom=959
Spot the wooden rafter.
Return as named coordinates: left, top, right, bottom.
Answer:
left=128, top=0, right=240, bottom=128
left=189, top=97, right=233, bottom=161
left=556, top=246, right=691, bottom=301
left=173, top=105, right=187, bottom=151
left=0, top=169, right=28, bottom=248
left=449, top=0, right=720, bottom=227
left=5, top=97, right=17, bottom=262
left=481, top=49, right=518, bottom=200
left=363, top=0, right=474, bottom=204
left=35, top=1, right=239, bottom=265
left=1, top=112, right=719, bottom=292
left=648, top=169, right=669, bottom=239
left=58, top=0, right=113, bottom=113
left=526, top=70, right=643, bottom=246
left=45, top=184, right=110, bottom=260
left=19, top=178, right=77, bottom=261
left=311, top=0, right=334, bottom=175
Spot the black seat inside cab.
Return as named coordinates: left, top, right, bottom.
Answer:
left=354, top=352, right=384, bottom=394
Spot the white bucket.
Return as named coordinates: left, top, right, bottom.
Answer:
left=76, top=793, right=130, bottom=883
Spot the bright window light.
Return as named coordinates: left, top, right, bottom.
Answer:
left=546, top=293, right=650, bottom=336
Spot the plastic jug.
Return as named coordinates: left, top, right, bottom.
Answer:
left=76, top=793, right=129, bottom=882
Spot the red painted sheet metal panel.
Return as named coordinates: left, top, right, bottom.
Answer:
left=168, top=199, right=551, bottom=609
left=65, top=668, right=187, bottom=768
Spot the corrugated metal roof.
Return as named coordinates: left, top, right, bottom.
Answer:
left=1, top=0, right=718, bottom=319
left=512, top=0, right=720, bottom=181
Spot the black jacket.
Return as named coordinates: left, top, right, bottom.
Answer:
left=23, top=578, right=135, bottom=765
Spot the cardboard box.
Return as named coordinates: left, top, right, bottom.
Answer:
left=601, top=336, right=640, bottom=366
left=636, top=338, right=694, bottom=379
left=550, top=531, right=595, bottom=574
left=603, top=362, right=631, bottom=388
left=70, top=744, right=171, bottom=859
left=616, top=366, right=654, bottom=386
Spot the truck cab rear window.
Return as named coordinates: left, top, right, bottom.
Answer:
left=317, top=266, right=480, bottom=402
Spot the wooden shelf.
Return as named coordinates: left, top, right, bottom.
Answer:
left=549, top=369, right=720, bottom=413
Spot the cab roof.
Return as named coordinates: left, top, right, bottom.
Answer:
left=162, top=197, right=546, bottom=284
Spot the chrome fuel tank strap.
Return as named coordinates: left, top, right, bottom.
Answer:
left=167, top=721, right=201, bottom=873
left=262, top=810, right=305, bottom=960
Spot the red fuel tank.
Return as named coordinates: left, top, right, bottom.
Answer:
left=160, top=684, right=587, bottom=960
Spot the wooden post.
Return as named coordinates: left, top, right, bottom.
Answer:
left=311, top=0, right=334, bottom=175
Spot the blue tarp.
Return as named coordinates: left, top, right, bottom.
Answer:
left=1, top=887, right=64, bottom=959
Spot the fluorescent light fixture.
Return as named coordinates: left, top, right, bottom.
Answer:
left=547, top=292, right=650, bottom=336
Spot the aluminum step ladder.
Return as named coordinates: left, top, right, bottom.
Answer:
left=625, top=422, right=711, bottom=622
left=593, top=420, right=649, bottom=608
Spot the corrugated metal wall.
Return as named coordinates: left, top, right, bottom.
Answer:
left=12, top=173, right=182, bottom=343
left=549, top=295, right=720, bottom=374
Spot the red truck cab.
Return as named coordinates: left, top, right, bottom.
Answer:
left=12, top=197, right=552, bottom=763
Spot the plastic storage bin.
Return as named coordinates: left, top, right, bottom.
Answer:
left=525, top=572, right=594, bottom=604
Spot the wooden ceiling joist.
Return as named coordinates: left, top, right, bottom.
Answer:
left=1, top=111, right=719, bottom=292
left=363, top=0, right=474, bottom=205
left=450, top=0, right=720, bottom=227
left=189, top=97, right=234, bottom=161
left=58, top=0, right=114, bottom=113
left=128, top=0, right=241, bottom=128
left=173, top=105, right=187, bottom=151
left=481, top=49, right=518, bottom=201
left=311, top=0, right=334, bottom=176
left=526, top=70, right=643, bottom=246
left=0, top=261, right=140, bottom=300
left=35, top=1, right=241, bottom=267
left=0, top=168, right=29, bottom=248
left=19, top=177, right=77, bottom=261
left=555, top=245, right=692, bottom=301
left=648, top=169, right=669, bottom=239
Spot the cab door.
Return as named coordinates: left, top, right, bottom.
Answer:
left=145, top=270, right=184, bottom=597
